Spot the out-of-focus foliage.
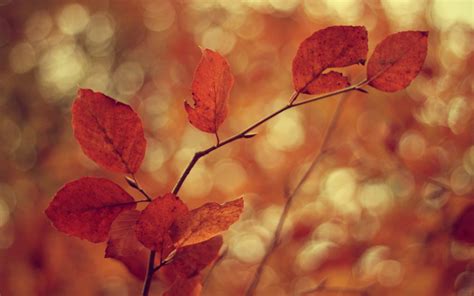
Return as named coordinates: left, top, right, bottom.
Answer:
left=0, top=0, right=472, bottom=295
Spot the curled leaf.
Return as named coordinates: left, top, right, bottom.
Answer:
left=135, top=193, right=189, bottom=255
left=45, top=177, right=136, bottom=243
left=162, top=236, right=223, bottom=281
left=185, top=49, right=234, bottom=134
left=292, top=26, right=368, bottom=94
left=105, top=210, right=151, bottom=280
left=367, top=31, right=428, bottom=92
left=174, top=197, right=244, bottom=247
left=452, top=204, right=474, bottom=244
left=72, top=88, right=147, bottom=174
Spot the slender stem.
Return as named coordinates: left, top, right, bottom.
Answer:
left=245, top=94, right=350, bottom=296
left=142, top=80, right=368, bottom=296
left=172, top=80, right=367, bottom=195
left=131, top=174, right=152, bottom=201
left=142, top=249, right=156, bottom=296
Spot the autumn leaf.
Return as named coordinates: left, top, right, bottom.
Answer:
left=292, top=26, right=368, bottom=94
left=452, top=204, right=474, bottom=244
left=105, top=210, right=151, bottom=280
left=163, top=276, right=202, bottom=296
left=173, top=197, right=243, bottom=247
left=184, top=49, right=234, bottom=134
left=135, top=193, right=189, bottom=255
left=45, top=177, right=136, bottom=243
left=162, top=236, right=223, bottom=282
left=367, top=31, right=428, bottom=92
left=72, top=88, right=147, bottom=174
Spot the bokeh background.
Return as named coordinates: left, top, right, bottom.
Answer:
left=0, top=0, right=473, bottom=295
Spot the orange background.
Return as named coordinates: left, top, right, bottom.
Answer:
left=0, top=0, right=473, bottom=295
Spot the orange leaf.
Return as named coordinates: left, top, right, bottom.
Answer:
left=162, top=236, right=223, bottom=282
left=185, top=49, right=234, bottom=134
left=163, top=276, right=202, bottom=296
left=105, top=210, right=151, bottom=280
left=292, top=26, right=367, bottom=94
left=45, top=177, right=136, bottom=243
left=174, top=197, right=243, bottom=247
left=452, top=204, right=474, bottom=244
left=72, top=88, right=147, bottom=174
left=135, top=193, right=189, bottom=255
left=367, top=31, right=428, bottom=92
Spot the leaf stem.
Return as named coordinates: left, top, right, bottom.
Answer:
left=130, top=174, right=153, bottom=201
left=245, top=93, right=350, bottom=296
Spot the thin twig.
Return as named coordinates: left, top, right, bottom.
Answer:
left=172, top=80, right=367, bottom=195
left=245, top=94, right=350, bottom=296
left=141, top=249, right=156, bottom=296
left=128, top=174, right=153, bottom=201
left=142, top=80, right=368, bottom=296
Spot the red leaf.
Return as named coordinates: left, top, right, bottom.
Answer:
left=135, top=193, right=189, bottom=255
left=367, top=31, right=428, bottom=92
left=184, top=49, right=234, bottom=134
left=292, top=26, right=368, bottom=94
left=45, top=177, right=136, bottom=243
left=72, top=88, right=147, bottom=174
left=105, top=210, right=150, bottom=280
left=304, top=71, right=350, bottom=95
left=162, top=236, right=223, bottom=282
left=452, top=204, right=474, bottom=244
left=174, top=197, right=243, bottom=247
left=163, top=276, right=202, bottom=296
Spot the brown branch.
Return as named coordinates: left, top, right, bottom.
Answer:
left=172, top=80, right=367, bottom=195
left=142, top=80, right=368, bottom=296
left=245, top=93, right=350, bottom=296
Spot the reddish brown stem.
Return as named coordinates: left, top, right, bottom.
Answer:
left=141, top=80, right=368, bottom=296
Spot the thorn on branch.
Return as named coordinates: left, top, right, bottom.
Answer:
left=355, top=88, right=369, bottom=93
left=125, top=176, right=139, bottom=189
left=243, top=132, right=258, bottom=139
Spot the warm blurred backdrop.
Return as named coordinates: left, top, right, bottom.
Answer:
left=0, top=0, right=473, bottom=295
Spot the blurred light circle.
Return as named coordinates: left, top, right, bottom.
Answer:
left=230, top=233, right=265, bottom=263
left=143, top=0, right=176, bottom=32
left=296, top=240, right=336, bottom=271
left=201, top=26, right=236, bottom=55
left=431, top=0, right=474, bottom=30
left=57, top=4, right=90, bottom=35
left=266, top=111, right=305, bottom=151
left=180, top=166, right=213, bottom=198
left=358, top=183, right=393, bottom=214
left=387, top=170, right=415, bottom=198
left=448, top=96, right=471, bottom=134
left=463, top=146, right=474, bottom=175
left=450, top=166, right=472, bottom=195
left=25, top=10, right=53, bottom=42
left=113, top=62, right=145, bottom=97
left=38, top=41, right=87, bottom=99
left=213, top=159, right=248, bottom=194
left=9, top=42, right=37, bottom=73
left=86, top=13, right=115, bottom=44
left=322, top=168, right=357, bottom=209
left=376, top=260, right=404, bottom=287
left=399, top=131, right=426, bottom=160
